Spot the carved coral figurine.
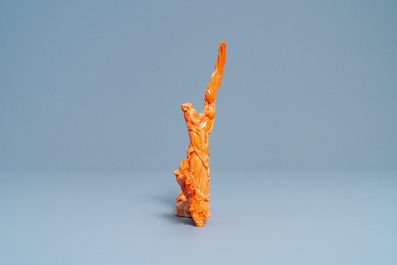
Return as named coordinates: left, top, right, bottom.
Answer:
left=174, top=42, right=226, bottom=227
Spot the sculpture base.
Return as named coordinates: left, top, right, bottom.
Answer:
left=174, top=198, right=191, bottom=217
left=174, top=193, right=211, bottom=227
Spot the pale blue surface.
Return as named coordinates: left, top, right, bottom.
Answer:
left=1, top=169, right=396, bottom=264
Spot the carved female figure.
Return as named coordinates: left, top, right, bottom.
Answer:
left=174, top=42, right=226, bottom=227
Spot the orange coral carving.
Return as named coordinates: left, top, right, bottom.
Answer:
left=174, top=42, right=226, bottom=227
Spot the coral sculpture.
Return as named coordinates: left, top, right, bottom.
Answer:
left=174, top=42, right=226, bottom=227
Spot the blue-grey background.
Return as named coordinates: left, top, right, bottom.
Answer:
left=1, top=1, right=397, bottom=264
left=1, top=0, right=396, bottom=171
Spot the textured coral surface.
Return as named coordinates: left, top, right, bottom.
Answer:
left=174, top=42, right=226, bottom=227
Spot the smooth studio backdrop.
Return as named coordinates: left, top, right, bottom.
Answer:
left=1, top=2, right=397, bottom=265
left=1, top=0, right=396, bottom=171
